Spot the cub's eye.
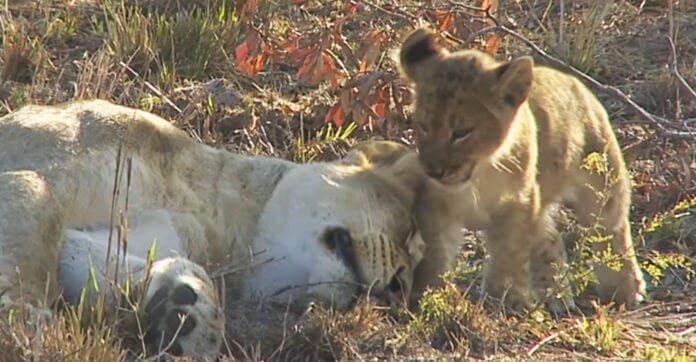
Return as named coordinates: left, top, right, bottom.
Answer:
left=451, top=128, right=473, bottom=144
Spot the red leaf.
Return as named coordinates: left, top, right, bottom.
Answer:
left=485, top=34, right=501, bottom=55
left=296, top=52, right=317, bottom=81
left=332, top=105, right=344, bottom=127
left=373, top=102, right=387, bottom=119
left=347, top=1, right=358, bottom=14
left=324, top=104, right=337, bottom=124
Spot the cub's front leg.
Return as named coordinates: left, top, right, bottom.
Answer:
left=482, top=208, right=536, bottom=312
left=411, top=184, right=466, bottom=305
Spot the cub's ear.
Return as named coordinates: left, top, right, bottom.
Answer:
left=492, top=56, right=534, bottom=108
left=399, top=28, right=444, bottom=82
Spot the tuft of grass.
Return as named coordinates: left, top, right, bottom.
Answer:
left=0, top=15, right=41, bottom=83
left=542, top=2, right=613, bottom=76
left=574, top=305, right=622, bottom=353
left=105, top=0, right=238, bottom=88
left=410, top=282, right=499, bottom=355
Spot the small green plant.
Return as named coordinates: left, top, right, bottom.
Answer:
left=410, top=282, right=496, bottom=352
left=575, top=306, right=621, bottom=353
left=562, top=152, right=626, bottom=296
left=294, top=122, right=357, bottom=163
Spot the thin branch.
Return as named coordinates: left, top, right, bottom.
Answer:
left=447, top=0, right=487, bottom=12
left=362, top=0, right=414, bottom=23
left=666, top=36, right=696, bottom=101
left=118, top=61, right=182, bottom=114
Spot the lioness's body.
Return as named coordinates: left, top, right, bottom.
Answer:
left=0, top=100, right=424, bottom=357
left=401, top=29, right=646, bottom=312
left=0, top=100, right=287, bottom=300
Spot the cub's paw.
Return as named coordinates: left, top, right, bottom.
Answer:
left=140, top=257, right=223, bottom=359
left=594, top=264, right=647, bottom=309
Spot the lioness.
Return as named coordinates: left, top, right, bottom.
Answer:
left=400, top=29, right=646, bottom=314
left=0, top=100, right=425, bottom=358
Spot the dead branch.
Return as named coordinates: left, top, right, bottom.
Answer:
left=667, top=36, right=696, bottom=101
left=470, top=9, right=696, bottom=140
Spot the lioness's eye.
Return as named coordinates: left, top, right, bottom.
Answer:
left=451, top=128, right=473, bottom=144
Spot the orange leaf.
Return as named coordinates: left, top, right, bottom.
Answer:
left=438, top=14, right=453, bottom=33
left=485, top=34, right=501, bottom=55
left=253, top=54, right=266, bottom=73
left=235, top=41, right=249, bottom=63
left=480, top=0, right=497, bottom=10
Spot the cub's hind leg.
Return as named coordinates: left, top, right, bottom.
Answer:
left=570, top=155, right=646, bottom=308
left=0, top=171, right=64, bottom=317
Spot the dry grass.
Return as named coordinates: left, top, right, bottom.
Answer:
left=1, top=0, right=695, bottom=360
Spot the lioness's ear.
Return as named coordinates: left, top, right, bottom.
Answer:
left=399, top=28, right=444, bottom=82
left=492, top=56, right=534, bottom=108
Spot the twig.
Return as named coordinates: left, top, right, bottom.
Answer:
left=676, top=325, right=695, bottom=338
left=270, top=280, right=366, bottom=298
left=448, top=0, right=487, bottom=12
left=527, top=331, right=560, bottom=356
left=362, top=0, right=414, bottom=23
left=468, top=9, right=696, bottom=140
left=118, top=61, right=183, bottom=114
left=666, top=36, right=696, bottom=101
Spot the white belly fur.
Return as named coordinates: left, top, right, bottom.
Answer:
left=58, top=209, right=186, bottom=304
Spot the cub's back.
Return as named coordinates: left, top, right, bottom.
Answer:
left=527, top=66, right=618, bottom=196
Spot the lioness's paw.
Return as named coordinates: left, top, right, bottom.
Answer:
left=141, top=257, right=223, bottom=359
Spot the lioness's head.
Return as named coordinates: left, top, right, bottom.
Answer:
left=246, top=141, right=426, bottom=309
left=399, top=28, right=534, bottom=186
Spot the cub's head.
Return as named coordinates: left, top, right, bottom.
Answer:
left=247, top=141, right=426, bottom=309
left=399, top=28, right=535, bottom=186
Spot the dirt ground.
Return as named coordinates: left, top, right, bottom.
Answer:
left=0, top=0, right=694, bottom=360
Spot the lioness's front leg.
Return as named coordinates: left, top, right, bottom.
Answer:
left=0, top=171, right=64, bottom=317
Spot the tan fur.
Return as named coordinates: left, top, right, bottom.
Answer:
left=400, top=28, right=646, bottom=312
left=0, top=100, right=425, bottom=357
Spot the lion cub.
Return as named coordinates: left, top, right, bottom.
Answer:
left=400, top=29, right=646, bottom=313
